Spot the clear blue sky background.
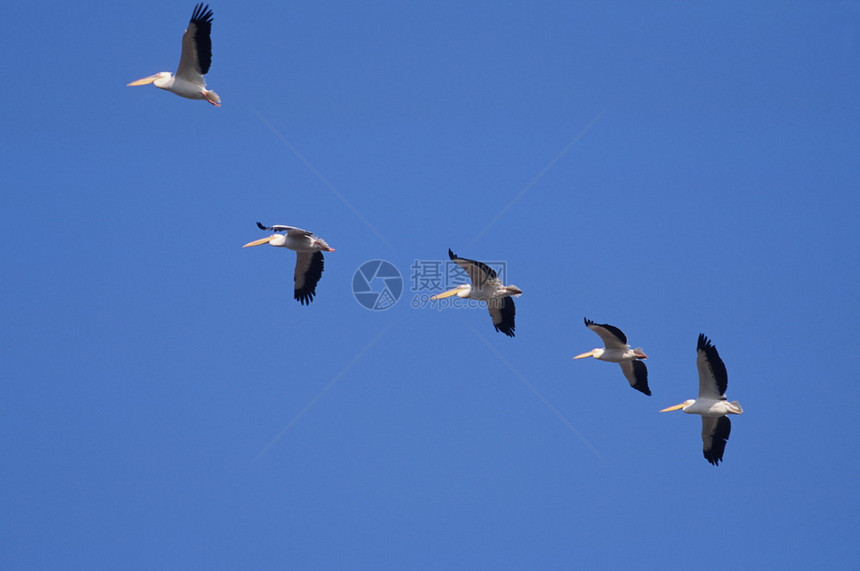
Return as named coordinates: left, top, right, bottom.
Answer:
left=2, top=1, right=858, bottom=568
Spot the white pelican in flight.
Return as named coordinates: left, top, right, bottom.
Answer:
left=127, top=4, right=221, bottom=106
left=660, top=334, right=743, bottom=466
left=574, top=318, right=650, bottom=396
left=431, top=249, right=522, bottom=337
left=243, top=222, right=335, bottom=305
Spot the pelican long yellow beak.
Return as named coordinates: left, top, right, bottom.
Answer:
left=430, top=287, right=461, bottom=301
left=242, top=236, right=275, bottom=248
left=573, top=350, right=596, bottom=359
left=659, top=402, right=688, bottom=413
left=127, top=74, right=160, bottom=86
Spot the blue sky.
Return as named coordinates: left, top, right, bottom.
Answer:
left=2, top=1, right=858, bottom=568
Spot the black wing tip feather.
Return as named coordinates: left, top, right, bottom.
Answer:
left=494, top=323, right=516, bottom=337
left=294, top=251, right=325, bottom=306
left=448, top=248, right=457, bottom=260
left=630, top=360, right=651, bottom=396
left=256, top=221, right=270, bottom=231
left=493, top=297, right=516, bottom=337
left=191, top=4, right=214, bottom=25
left=295, top=288, right=315, bottom=305
left=704, top=416, right=732, bottom=466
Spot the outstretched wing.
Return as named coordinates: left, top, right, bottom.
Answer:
left=256, top=222, right=313, bottom=237
left=488, top=296, right=515, bottom=337
left=294, top=251, right=325, bottom=305
left=449, top=248, right=499, bottom=287
left=702, top=415, right=731, bottom=466
left=286, top=227, right=314, bottom=238
left=696, top=333, right=728, bottom=399
left=176, top=3, right=214, bottom=84
left=584, top=318, right=629, bottom=351
left=619, top=360, right=650, bottom=396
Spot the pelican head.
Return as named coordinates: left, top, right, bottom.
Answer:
left=501, top=285, right=523, bottom=297
left=127, top=71, right=173, bottom=88
left=659, top=399, right=696, bottom=413
left=633, top=348, right=648, bottom=359
left=573, top=348, right=604, bottom=360
left=431, top=284, right=471, bottom=300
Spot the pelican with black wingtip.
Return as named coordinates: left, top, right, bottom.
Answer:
left=243, top=222, right=335, bottom=305
left=127, top=4, right=221, bottom=106
left=430, top=249, right=522, bottom=337
left=660, top=334, right=743, bottom=466
left=574, top=318, right=651, bottom=396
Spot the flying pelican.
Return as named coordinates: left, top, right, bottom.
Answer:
left=574, top=318, right=651, bottom=396
left=660, top=334, right=743, bottom=466
left=127, top=4, right=221, bottom=106
left=430, top=249, right=522, bottom=337
left=243, top=222, right=335, bottom=305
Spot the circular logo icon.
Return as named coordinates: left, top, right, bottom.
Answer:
left=352, top=260, right=403, bottom=311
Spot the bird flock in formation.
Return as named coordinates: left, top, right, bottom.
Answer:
left=128, top=4, right=744, bottom=466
